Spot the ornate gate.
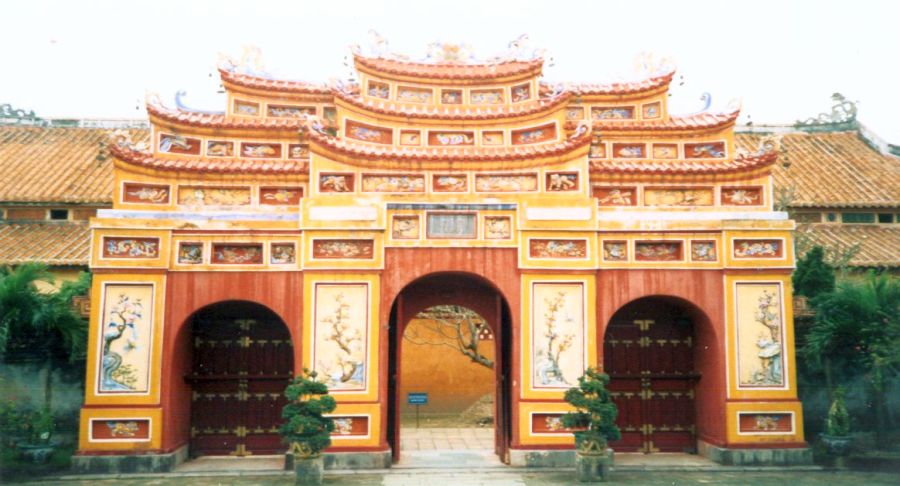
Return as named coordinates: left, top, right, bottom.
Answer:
left=187, top=303, right=294, bottom=456
left=603, top=299, right=698, bottom=453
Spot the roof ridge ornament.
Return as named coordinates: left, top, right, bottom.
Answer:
left=634, top=51, right=676, bottom=78
left=351, top=31, right=545, bottom=64
left=110, top=129, right=147, bottom=152
left=0, top=104, right=49, bottom=127
left=795, top=93, right=858, bottom=130
left=174, top=91, right=225, bottom=115
left=218, top=45, right=271, bottom=78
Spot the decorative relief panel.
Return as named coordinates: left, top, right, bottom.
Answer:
left=122, top=183, right=170, bottom=204
left=529, top=239, right=587, bottom=259
left=588, top=142, right=606, bottom=158
left=735, top=283, right=786, bottom=388
left=511, top=123, right=556, bottom=145
left=738, top=413, right=793, bottom=433
left=399, top=130, right=421, bottom=146
left=432, top=174, right=468, bottom=192
left=319, top=173, right=354, bottom=193
left=612, top=143, right=644, bottom=158
left=734, top=239, right=783, bottom=259
left=482, top=131, right=504, bottom=146
left=267, top=104, right=315, bottom=118
left=158, top=134, right=201, bottom=155
left=102, top=237, right=160, bottom=259
left=260, top=187, right=303, bottom=205
left=592, top=106, right=634, bottom=120
left=330, top=416, right=370, bottom=437
left=397, top=86, right=433, bottom=103
left=429, top=131, right=475, bottom=146
left=211, top=243, right=264, bottom=264
left=361, top=174, right=425, bottom=193
left=593, top=186, right=636, bottom=206
left=241, top=142, right=282, bottom=158
left=270, top=243, right=296, bottom=264
left=313, top=283, right=369, bottom=391
left=652, top=143, right=678, bottom=159
left=531, top=413, right=572, bottom=434
left=475, top=173, right=538, bottom=192
left=634, top=241, right=683, bottom=261
left=90, top=419, right=151, bottom=441
left=312, top=240, right=374, bottom=259
left=345, top=120, right=392, bottom=144
left=177, top=242, right=203, bottom=264
left=206, top=140, right=234, bottom=157
left=546, top=172, right=578, bottom=192
left=233, top=100, right=260, bottom=116
left=644, top=187, right=713, bottom=206
left=685, top=141, right=726, bottom=158
left=367, top=81, right=389, bottom=99
left=690, top=241, right=717, bottom=262
left=642, top=102, right=661, bottom=119
left=721, top=187, right=763, bottom=206
left=531, top=282, right=585, bottom=389
left=470, top=88, right=503, bottom=104
left=566, top=106, right=585, bottom=120
left=287, top=144, right=309, bottom=159
left=484, top=216, right=512, bottom=240
left=426, top=213, right=477, bottom=239
left=391, top=216, right=420, bottom=240
left=97, top=284, right=154, bottom=394
left=511, top=83, right=531, bottom=102
left=440, top=89, right=462, bottom=104
left=602, top=241, right=628, bottom=261
left=178, top=186, right=251, bottom=206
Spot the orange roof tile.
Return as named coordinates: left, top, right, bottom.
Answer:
left=561, top=71, right=676, bottom=96
left=566, top=111, right=738, bottom=133
left=335, top=89, right=571, bottom=120
left=147, top=101, right=306, bottom=131
left=353, top=54, right=543, bottom=81
left=590, top=152, right=776, bottom=175
left=218, top=68, right=333, bottom=96
left=0, top=221, right=90, bottom=265
left=110, top=143, right=308, bottom=174
left=796, top=223, right=900, bottom=267
left=737, top=131, right=900, bottom=208
left=0, top=126, right=146, bottom=204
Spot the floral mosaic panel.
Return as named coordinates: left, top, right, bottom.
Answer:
left=97, top=284, right=154, bottom=394
left=211, top=243, right=264, bottom=264
left=361, top=174, right=425, bottom=193
left=205, top=140, right=234, bottom=157
left=470, top=89, right=503, bottom=104
left=345, top=120, right=393, bottom=144
left=270, top=243, right=296, bottom=264
left=736, top=283, right=786, bottom=388
left=313, top=283, right=369, bottom=391
left=602, top=241, right=628, bottom=261
left=690, top=241, right=717, bottom=262
left=319, top=173, right=354, bottom=193
left=432, top=174, right=468, bottom=192
left=241, top=142, right=282, bottom=158
left=440, top=89, right=462, bottom=104
left=367, top=81, right=389, bottom=99
left=644, top=187, right=713, bottom=206
left=546, top=172, right=578, bottom=192
left=612, top=143, right=644, bottom=158
left=531, top=282, right=585, bottom=389
left=738, top=413, right=793, bottom=433
left=177, top=242, right=203, bottom=264
left=634, top=241, right=683, bottom=261
left=122, top=183, right=170, bottom=204
left=287, top=144, right=309, bottom=159
left=511, top=83, right=531, bottom=102
left=531, top=413, right=573, bottom=434
left=397, top=86, right=433, bottom=103
left=734, top=239, right=783, bottom=259
left=529, top=239, right=587, bottom=259
left=684, top=141, right=726, bottom=158
left=267, top=104, right=315, bottom=118
left=591, top=106, right=635, bottom=120
left=721, top=187, right=763, bottom=206
left=178, top=186, right=251, bottom=206
left=102, top=237, right=159, bottom=259
left=511, top=123, right=556, bottom=145
left=330, top=416, right=369, bottom=436
left=391, top=216, right=420, bottom=239
left=90, top=419, right=151, bottom=440
left=482, top=131, right=504, bottom=146
left=484, top=216, right=512, bottom=240
left=260, top=187, right=303, bottom=205
left=399, top=131, right=421, bottom=145
left=233, top=100, right=260, bottom=116
left=474, top=174, right=538, bottom=192
left=652, top=144, right=678, bottom=159
left=642, top=102, right=662, bottom=119
left=428, top=131, right=475, bottom=146
left=566, top=106, right=585, bottom=120
left=158, top=133, right=201, bottom=155
left=593, top=186, right=636, bottom=206
left=312, top=240, right=374, bottom=259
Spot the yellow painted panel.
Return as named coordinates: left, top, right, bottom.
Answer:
left=326, top=403, right=382, bottom=448
left=79, top=407, right=163, bottom=451
left=91, top=229, right=170, bottom=269
left=725, top=401, right=804, bottom=445
left=518, top=401, right=577, bottom=446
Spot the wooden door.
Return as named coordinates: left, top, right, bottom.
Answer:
left=603, top=301, right=698, bottom=453
left=188, top=310, right=293, bottom=456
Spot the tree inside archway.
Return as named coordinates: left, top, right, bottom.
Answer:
left=404, top=305, right=493, bottom=369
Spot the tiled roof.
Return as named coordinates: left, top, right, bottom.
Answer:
left=737, top=131, right=900, bottom=208
left=0, top=126, right=145, bottom=204
left=219, top=68, right=332, bottom=95
left=796, top=223, right=900, bottom=268
left=335, top=89, right=571, bottom=120
left=147, top=101, right=305, bottom=131
left=561, top=71, right=675, bottom=96
left=565, top=111, right=738, bottom=133
left=354, top=55, right=543, bottom=81
left=110, top=143, right=308, bottom=174
left=590, top=152, right=776, bottom=175
left=0, top=221, right=90, bottom=265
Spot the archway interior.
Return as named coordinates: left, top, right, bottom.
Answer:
left=603, top=296, right=701, bottom=453
left=387, top=273, right=511, bottom=463
left=187, top=300, right=294, bottom=456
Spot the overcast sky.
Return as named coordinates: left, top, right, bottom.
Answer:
left=3, top=0, right=897, bottom=140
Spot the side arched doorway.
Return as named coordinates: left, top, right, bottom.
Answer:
left=186, top=301, right=294, bottom=456
left=603, top=297, right=703, bottom=453
left=386, top=273, right=513, bottom=463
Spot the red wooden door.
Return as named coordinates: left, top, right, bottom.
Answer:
left=188, top=309, right=293, bottom=456
left=603, top=302, right=697, bottom=453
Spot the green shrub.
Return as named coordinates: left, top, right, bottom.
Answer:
left=562, top=367, right=621, bottom=453
left=279, top=369, right=336, bottom=458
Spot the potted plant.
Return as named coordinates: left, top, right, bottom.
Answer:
left=16, top=407, right=55, bottom=463
left=562, top=367, right=620, bottom=482
left=280, top=369, right=336, bottom=485
left=820, top=387, right=852, bottom=456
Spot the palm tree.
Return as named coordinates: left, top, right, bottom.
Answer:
left=0, top=263, right=89, bottom=413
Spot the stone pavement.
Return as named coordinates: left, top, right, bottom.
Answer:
left=400, top=427, right=494, bottom=451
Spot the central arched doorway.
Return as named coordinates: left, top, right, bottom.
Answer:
left=386, top=273, right=512, bottom=463
left=186, top=301, right=294, bottom=456
left=603, top=296, right=703, bottom=453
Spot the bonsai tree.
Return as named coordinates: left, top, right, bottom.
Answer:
left=562, top=367, right=621, bottom=454
left=280, top=369, right=336, bottom=458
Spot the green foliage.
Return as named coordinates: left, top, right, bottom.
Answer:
left=825, top=388, right=850, bottom=437
left=561, top=367, right=621, bottom=450
left=280, top=369, right=336, bottom=457
left=793, top=246, right=835, bottom=299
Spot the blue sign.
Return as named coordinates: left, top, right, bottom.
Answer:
left=407, top=392, right=428, bottom=405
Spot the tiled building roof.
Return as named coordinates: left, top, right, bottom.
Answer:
left=796, top=223, right=900, bottom=268
left=353, top=55, right=544, bottom=81
left=0, top=126, right=147, bottom=204
left=0, top=221, right=91, bottom=265
left=739, top=131, right=900, bottom=208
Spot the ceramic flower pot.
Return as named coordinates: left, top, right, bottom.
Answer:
left=293, top=454, right=324, bottom=485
